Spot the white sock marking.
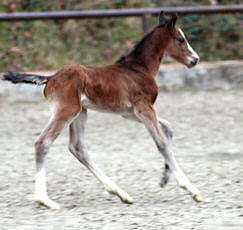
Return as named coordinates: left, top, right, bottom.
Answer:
left=35, top=167, right=47, bottom=199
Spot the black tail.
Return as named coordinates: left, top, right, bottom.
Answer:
left=2, top=71, right=48, bottom=85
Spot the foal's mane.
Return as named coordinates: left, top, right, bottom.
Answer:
left=116, top=22, right=167, bottom=64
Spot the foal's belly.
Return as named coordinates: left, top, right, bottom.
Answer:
left=81, top=94, right=133, bottom=116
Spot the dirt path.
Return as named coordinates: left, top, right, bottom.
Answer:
left=0, top=88, right=242, bottom=230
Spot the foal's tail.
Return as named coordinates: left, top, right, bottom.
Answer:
left=2, top=71, right=48, bottom=86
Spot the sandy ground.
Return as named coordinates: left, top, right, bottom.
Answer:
left=0, top=85, right=242, bottom=230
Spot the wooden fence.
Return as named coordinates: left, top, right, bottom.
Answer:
left=0, top=5, right=242, bottom=33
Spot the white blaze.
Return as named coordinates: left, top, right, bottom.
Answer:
left=178, top=28, right=199, bottom=62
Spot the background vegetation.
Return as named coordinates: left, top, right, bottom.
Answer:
left=0, top=0, right=242, bottom=71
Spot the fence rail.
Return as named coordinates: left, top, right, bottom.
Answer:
left=0, top=5, right=242, bottom=22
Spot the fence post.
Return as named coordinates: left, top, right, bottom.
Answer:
left=142, top=13, right=152, bottom=33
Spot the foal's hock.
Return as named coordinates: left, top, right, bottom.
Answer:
left=2, top=12, right=201, bottom=209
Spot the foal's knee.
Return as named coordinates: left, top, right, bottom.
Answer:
left=68, top=142, right=84, bottom=156
left=68, top=142, right=88, bottom=165
left=159, top=120, right=173, bottom=140
left=68, top=142, right=78, bottom=155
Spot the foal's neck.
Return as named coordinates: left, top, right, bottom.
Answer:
left=117, top=27, right=170, bottom=78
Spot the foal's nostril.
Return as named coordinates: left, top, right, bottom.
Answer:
left=190, top=58, right=199, bottom=67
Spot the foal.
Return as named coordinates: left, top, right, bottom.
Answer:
left=3, top=12, right=201, bottom=209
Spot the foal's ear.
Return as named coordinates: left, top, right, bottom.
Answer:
left=159, top=11, right=167, bottom=24
left=168, top=13, right=177, bottom=33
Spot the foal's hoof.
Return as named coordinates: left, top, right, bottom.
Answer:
left=120, top=194, right=134, bottom=204
left=105, top=185, right=134, bottom=204
left=35, top=198, right=61, bottom=210
left=160, top=177, right=169, bottom=188
left=193, top=194, right=203, bottom=202
left=115, top=191, right=134, bottom=204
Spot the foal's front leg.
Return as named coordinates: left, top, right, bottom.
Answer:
left=122, top=115, right=172, bottom=187
left=68, top=109, right=133, bottom=204
left=134, top=104, right=202, bottom=202
left=159, top=119, right=173, bottom=187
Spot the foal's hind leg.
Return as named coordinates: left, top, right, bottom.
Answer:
left=34, top=105, right=80, bottom=209
left=68, top=109, right=133, bottom=204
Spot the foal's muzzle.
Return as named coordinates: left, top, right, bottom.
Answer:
left=188, top=57, right=199, bottom=68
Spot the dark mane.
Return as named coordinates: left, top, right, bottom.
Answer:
left=116, top=23, right=166, bottom=64
left=115, top=30, right=154, bottom=63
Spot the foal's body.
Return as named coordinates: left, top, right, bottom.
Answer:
left=47, top=63, right=158, bottom=115
left=3, top=12, right=201, bottom=209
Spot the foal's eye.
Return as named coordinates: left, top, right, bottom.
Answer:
left=177, top=38, right=185, bottom=44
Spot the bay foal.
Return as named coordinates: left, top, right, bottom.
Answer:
left=3, top=12, right=201, bottom=209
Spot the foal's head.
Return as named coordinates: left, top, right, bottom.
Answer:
left=159, top=12, right=199, bottom=68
